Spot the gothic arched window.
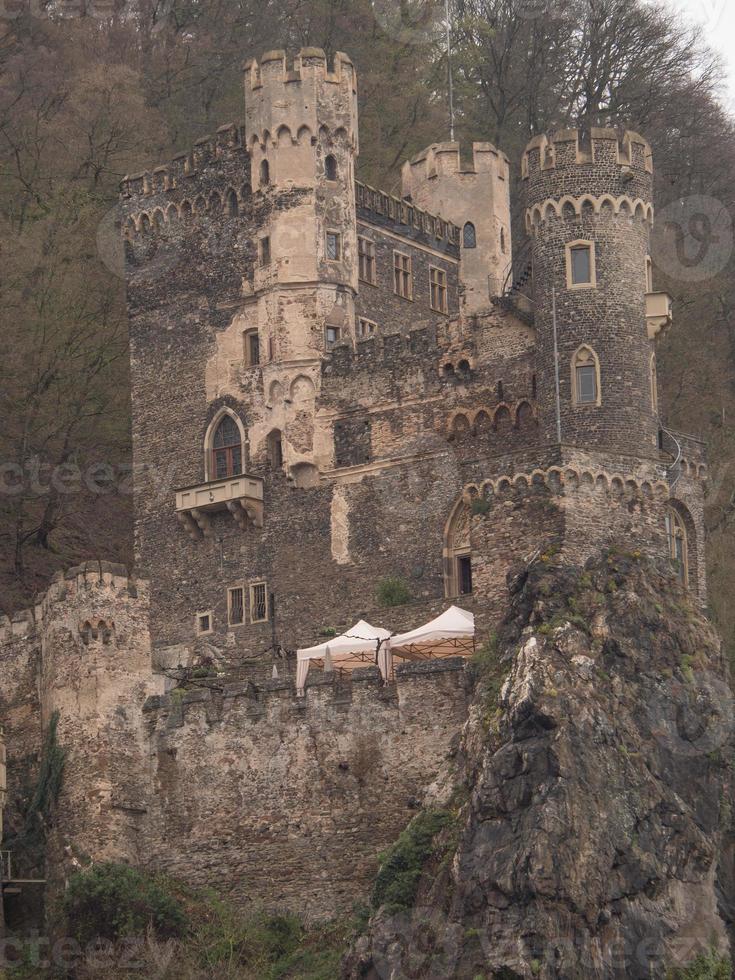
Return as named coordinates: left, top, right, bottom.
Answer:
left=666, top=507, right=688, bottom=586
left=444, top=499, right=473, bottom=598
left=463, top=222, right=477, bottom=249
left=260, top=159, right=270, bottom=187
left=572, top=346, right=601, bottom=406
left=325, top=154, right=338, bottom=181
left=212, top=415, right=243, bottom=479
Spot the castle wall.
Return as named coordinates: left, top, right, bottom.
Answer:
left=141, top=659, right=468, bottom=918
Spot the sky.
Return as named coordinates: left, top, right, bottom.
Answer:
left=670, top=0, right=735, bottom=107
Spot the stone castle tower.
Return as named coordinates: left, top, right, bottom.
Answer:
left=524, top=129, right=659, bottom=455
left=0, top=49, right=709, bottom=925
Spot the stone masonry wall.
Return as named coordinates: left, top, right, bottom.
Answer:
left=141, top=659, right=469, bottom=918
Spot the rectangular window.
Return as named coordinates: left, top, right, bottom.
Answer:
left=228, top=587, right=244, bottom=625
left=357, top=317, right=378, bottom=338
left=196, top=612, right=212, bottom=635
left=244, top=330, right=260, bottom=366
left=260, top=236, right=271, bottom=266
left=250, top=582, right=269, bottom=623
left=457, top=556, right=473, bottom=596
left=576, top=364, right=598, bottom=404
left=393, top=251, right=412, bottom=299
left=326, top=326, right=341, bottom=349
left=430, top=267, right=448, bottom=313
left=570, top=244, right=592, bottom=285
left=326, top=231, right=342, bottom=261
left=358, top=236, right=376, bottom=283
left=214, top=445, right=242, bottom=480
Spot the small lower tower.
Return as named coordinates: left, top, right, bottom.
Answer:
left=523, top=128, right=658, bottom=457
left=402, top=142, right=511, bottom=313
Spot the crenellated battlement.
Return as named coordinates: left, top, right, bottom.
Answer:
left=120, top=124, right=248, bottom=203
left=404, top=141, right=510, bottom=184
left=243, top=48, right=356, bottom=94
left=0, top=561, right=145, bottom=647
left=522, top=128, right=653, bottom=179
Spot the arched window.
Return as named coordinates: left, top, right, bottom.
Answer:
left=444, top=499, right=472, bottom=598
left=572, top=346, right=601, bottom=406
left=227, top=189, right=239, bottom=217
left=211, top=415, right=243, bottom=480
left=463, top=222, right=477, bottom=249
left=650, top=353, right=658, bottom=414
left=325, top=154, right=338, bottom=181
left=666, top=507, right=688, bottom=586
left=260, top=159, right=270, bottom=187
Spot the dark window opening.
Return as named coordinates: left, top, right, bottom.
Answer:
left=250, top=582, right=268, bottom=623
left=325, top=154, right=338, bottom=180
left=260, top=237, right=271, bottom=265
left=463, top=222, right=477, bottom=249
left=245, top=330, right=260, bottom=366
left=458, top=555, right=473, bottom=595
left=197, top=613, right=211, bottom=634
left=268, top=430, right=284, bottom=470
left=570, top=244, right=592, bottom=285
left=228, top=588, right=244, bottom=625
left=576, top=364, right=597, bottom=404
left=227, top=190, right=239, bottom=217
left=260, top=159, right=270, bottom=187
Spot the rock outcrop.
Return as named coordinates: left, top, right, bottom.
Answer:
left=345, top=552, right=735, bottom=979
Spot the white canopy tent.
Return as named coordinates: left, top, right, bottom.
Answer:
left=391, top=606, right=475, bottom=662
left=296, top=620, right=392, bottom=695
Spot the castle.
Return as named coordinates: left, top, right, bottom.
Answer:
left=0, top=48, right=707, bottom=924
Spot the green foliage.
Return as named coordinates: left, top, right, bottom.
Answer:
left=376, top=576, right=411, bottom=608
left=372, top=809, right=454, bottom=913
left=668, top=947, right=731, bottom=979
left=4, top=711, right=65, bottom=870
left=63, top=863, right=187, bottom=946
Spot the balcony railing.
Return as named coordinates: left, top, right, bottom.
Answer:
left=646, top=292, right=673, bottom=339
left=175, top=474, right=264, bottom=540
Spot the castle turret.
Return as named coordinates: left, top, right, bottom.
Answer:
left=401, top=142, right=511, bottom=312
left=523, top=128, right=658, bottom=456
left=244, top=49, right=359, bottom=364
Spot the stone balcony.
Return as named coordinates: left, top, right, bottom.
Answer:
left=646, top=292, right=673, bottom=340
left=175, top=474, right=264, bottom=540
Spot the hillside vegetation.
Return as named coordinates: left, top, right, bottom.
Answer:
left=2, top=0, right=735, bottom=662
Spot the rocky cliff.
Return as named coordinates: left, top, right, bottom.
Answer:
left=345, top=552, right=735, bottom=979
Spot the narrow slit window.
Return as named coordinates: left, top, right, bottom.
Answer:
left=358, top=237, right=376, bottom=283
left=394, top=251, right=412, bottom=299
left=228, top=587, right=244, bottom=626
left=430, top=267, right=448, bottom=313
left=326, top=232, right=341, bottom=262
left=244, top=330, right=260, bottom=367
left=457, top=555, right=473, bottom=595
left=250, top=582, right=269, bottom=623
left=260, top=236, right=271, bottom=266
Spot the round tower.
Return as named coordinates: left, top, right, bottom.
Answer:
left=243, top=49, right=359, bottom=362
left=523, top=128, right=657, bottom=457
left=401, top=142, right=512, bottom=312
